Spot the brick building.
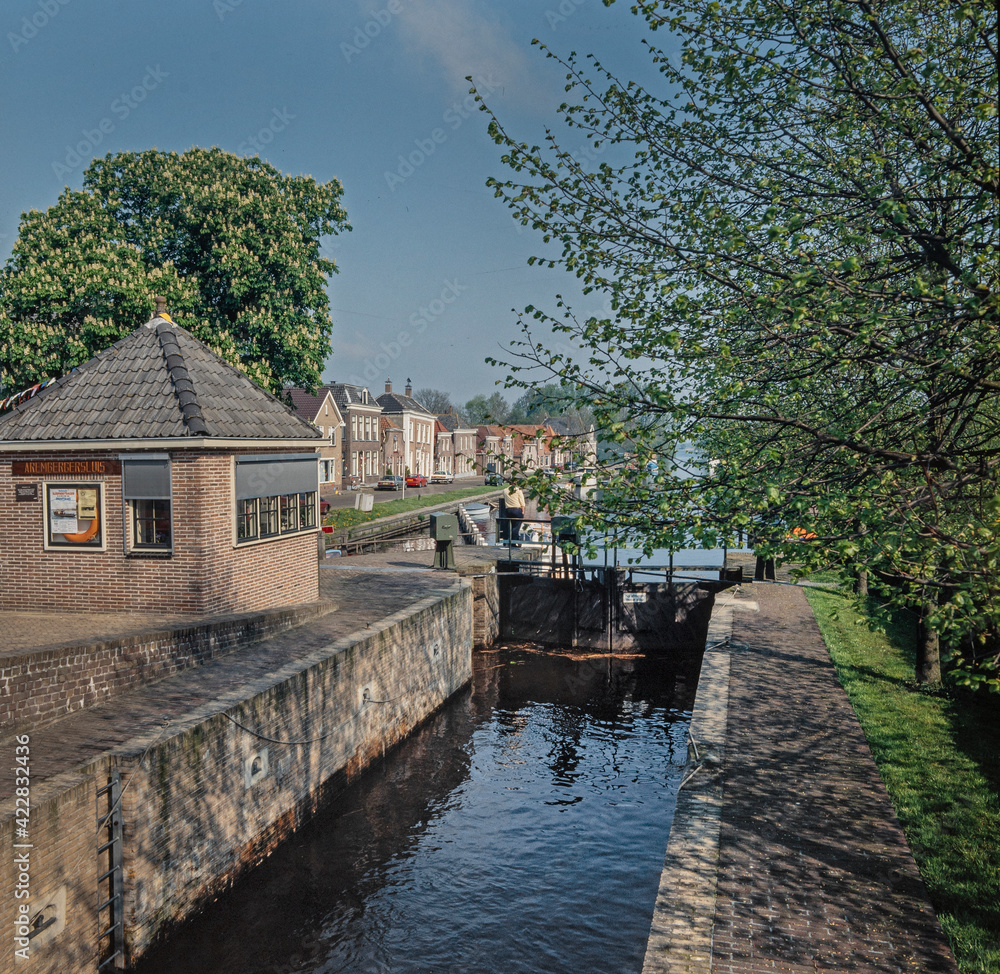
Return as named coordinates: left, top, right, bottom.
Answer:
left=326, top=382, right=383, bottom=484
left=286, top=386, right=345, bottom=489
left=436, top=411, right=478, bottom=479
left=0, top=313, right=324, bottom=614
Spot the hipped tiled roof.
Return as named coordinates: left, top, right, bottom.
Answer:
left=0, top=316, right=322, bottom=443
left=325, top=383, right=377, bottom=411
left=376, top=391, right=434, bottom=415
left=436, top=413, right=475, bottom=433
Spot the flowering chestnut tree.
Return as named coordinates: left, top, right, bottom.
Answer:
left=0, top=146, right=349, bottom=395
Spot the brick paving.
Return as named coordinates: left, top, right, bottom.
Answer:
left=712, top=583, right=958, bottom=974
left=0, top=550, right=489, bottom=801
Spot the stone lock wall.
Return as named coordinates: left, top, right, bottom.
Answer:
left=0, top=583, right=472, bottom=974
left=463, top=570, right=499, bottom=649
left=0, top=769, right=102, bottom=974
left=121, top=584, right=472, bottom=964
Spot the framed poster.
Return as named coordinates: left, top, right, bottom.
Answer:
left=44, top=482, right=105, bottom=550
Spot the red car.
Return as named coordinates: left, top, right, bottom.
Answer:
left=405, top=475, right=427, bottom=487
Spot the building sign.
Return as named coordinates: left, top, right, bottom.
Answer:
left=44, top=482, right=104, bottom=550
left=15, top=483, right=38, bottom=502
left=622, top=591, right=647, bottom=604
left=12, top=459, right=120, bottom=477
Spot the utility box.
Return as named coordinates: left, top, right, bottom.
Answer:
left=430, top=512, right=459, bottom=541
left=431, top=512, right=459, bottom=569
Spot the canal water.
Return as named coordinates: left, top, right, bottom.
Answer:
left=133, top=643, right=701, bottom=974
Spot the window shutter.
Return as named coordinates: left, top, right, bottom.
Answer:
left=122, top=456, right=171, bottom=499
left=235, top=454, right=319, bottom=500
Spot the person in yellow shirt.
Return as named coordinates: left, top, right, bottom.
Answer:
left=505, top=483, right=526, bottom=543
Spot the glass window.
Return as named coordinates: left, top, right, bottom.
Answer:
left=299, top=492, right=316, bottom=528
left=259, top=496, right=280, bottom=537
left=122, top=455, right=172, bottom=554
left=237, top=498, right=258, bottom=540
left=279, top=493, right=299, bottom=534
left=133, top=498, right=172, bottom=548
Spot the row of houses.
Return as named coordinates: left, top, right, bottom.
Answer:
left=0, top=307, right=598, bottom=615
left=287, top=378, right=596, bottom=489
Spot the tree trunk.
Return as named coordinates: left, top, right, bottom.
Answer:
left=853, top=569, right=868, bottom=597
left=916, top=600, right=941, bottom=685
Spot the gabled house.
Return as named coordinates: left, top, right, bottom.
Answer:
left=381, top=416, right=405, bottom=477
left=542, top=416, right=598, bottom=467
left=286, top=387, right=346, bottom=489
left=326, top=382, right=383, bottom=485
left=436, top=412, right=478, bottom=479
left=476, top=424, right=514, bottom=476
left=433, top=419, right=454, bottom=476
left=0, top=311, right=324, bottom=614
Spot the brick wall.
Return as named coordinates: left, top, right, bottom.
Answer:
left=121, top=583, right=472, bottom=963
left=0, top=582, right=472, bottom=974
left=1, top=601, right=334, bottom=734
left=0, top=769, right=102, bottom=974
left=0, top=450, right=318, bottom=614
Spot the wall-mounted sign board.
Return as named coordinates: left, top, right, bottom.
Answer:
left=12, top=459, right=120, bottom=477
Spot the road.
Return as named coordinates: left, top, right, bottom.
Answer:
left=320, top=478, right=491, bottom=511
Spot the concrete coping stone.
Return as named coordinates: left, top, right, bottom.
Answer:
left=641, top=588, right=746, bottom=974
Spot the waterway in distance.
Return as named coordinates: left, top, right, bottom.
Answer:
left=133, top=642, right=702, bottom=974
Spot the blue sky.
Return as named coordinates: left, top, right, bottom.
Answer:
left=1, top=0, right=662, bottom=404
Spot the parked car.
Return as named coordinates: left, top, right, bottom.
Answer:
left=485, top=472, right=504, bottom=486
left=319, top=497, right=332, bottom=515
left=376, top=476, right=404, bottom=491
left=405, top=475, right=428, bottom=487
left=430, top=470, right=454, bottom=484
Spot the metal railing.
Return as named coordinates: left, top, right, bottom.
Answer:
left=96, top=771, right=124, bottom=971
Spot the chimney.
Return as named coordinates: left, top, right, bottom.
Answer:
left=405, top=378, right=412, bottom=398
left=385, top=377, right=392, bottom=394
left=154, top=295, right=167, bottom=317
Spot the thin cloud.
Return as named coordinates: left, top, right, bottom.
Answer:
left=393, top=0, right=537, bottom=102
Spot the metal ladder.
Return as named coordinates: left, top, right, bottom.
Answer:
left=96, top=770, right=125, bottom=971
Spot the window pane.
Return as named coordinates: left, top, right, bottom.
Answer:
left=133, top=499, right=172, bottom=548
left=260, top=496, right=280, bottom=537
left=299, top=492, right=316, bottom=528
left=280, top=493, right=299, bottom=533
left=237, top=498, right=258, bottom=541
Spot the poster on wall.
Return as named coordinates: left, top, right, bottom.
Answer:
left=78, top=488, right=98, bottom=519
left=45, top=483, right=104, bottom=549
left=49, top=487, right=78, bottom=533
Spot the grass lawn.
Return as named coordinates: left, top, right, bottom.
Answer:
left=805, top=586, right=1000, bottom=974
left=323, top=485, right=497, bottom=532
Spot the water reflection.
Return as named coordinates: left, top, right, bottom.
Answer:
left=133, top=645, right=699, bottom=974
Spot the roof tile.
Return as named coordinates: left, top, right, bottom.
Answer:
left=0, top=316, right=321, bottom=443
